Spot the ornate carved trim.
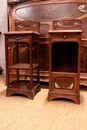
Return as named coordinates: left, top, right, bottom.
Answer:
left=7, top=0, right=26, bottom=7
left=53, top=18, right=82, bottom=30
left=15, top=20, right=40, bottom=32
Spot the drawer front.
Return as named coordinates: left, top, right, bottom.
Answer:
left=6, top=34, right=29, bottom=42
left=51, top=33, right=79, bottom=41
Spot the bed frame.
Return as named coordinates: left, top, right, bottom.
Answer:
left=7, top=0, right=87, bottom=86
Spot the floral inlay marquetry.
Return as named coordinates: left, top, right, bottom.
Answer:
left=54, top=76, right=74, bottom=90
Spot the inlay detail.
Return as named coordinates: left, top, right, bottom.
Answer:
left=54, top=77, right=74, bottom=90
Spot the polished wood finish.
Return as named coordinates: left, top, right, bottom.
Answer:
left=4, top=31, right=40, bottom=99
left=53, top=18, right=82, bottom=30
left=48, top=29, right=82, bottom=104
left=15, top=20, right=40, bottom=33
left=7, top=0, right=87, bottom=86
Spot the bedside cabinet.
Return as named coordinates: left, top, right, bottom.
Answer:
left=48, top=30, right=82, bottom=104
left=4, top=31, right=40, bottom=99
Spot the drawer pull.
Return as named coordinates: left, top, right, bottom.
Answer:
left=14, top=36, right=23, bottom=40
left=63, top=35, right=67, bottom=39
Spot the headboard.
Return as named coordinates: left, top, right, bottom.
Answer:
left=7, top=0, right=87, bottom=82
left=7, top=0, right=87, bottom=39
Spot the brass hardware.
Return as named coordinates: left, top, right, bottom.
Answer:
left=14, top=36, right=23, bottom=40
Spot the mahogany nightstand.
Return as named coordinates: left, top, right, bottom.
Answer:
left=48, top=30, right=82, bottom=104
left=4, top=31, right=40, bottom=99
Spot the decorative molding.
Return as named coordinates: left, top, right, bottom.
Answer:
left=53, top=18, right=82, bottom=30
left=7, top=0, right=26, bottom=7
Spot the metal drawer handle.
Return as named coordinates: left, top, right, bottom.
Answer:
left=14, top=36, right=23, bottom=40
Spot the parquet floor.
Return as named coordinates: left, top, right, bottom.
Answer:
left=0, top=75, right=87, bottom=130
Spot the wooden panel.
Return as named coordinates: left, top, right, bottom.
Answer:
left=7, top=0, right=87, bottom=84
left=15, top=3, right=87, bottom=21
left=10, top=2, right=87, bottom=38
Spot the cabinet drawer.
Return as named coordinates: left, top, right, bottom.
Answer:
left=51, top=33, right=79, bottom=41
left=6, top=34, right=30, bottom=42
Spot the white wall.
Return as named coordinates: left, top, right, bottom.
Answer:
left=0, top=0, right=8, bottom=75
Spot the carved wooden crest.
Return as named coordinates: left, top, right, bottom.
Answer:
left=7, top=0, right=26, bottom=7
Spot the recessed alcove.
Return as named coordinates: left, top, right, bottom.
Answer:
left=52, top=41, right=78, bottom=73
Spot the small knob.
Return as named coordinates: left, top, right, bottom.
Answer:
left=64, top=35, right=67, bottom=39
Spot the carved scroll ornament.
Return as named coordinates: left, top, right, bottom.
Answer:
left=7, top=0, right=26, bottom=7
left=53, top=18, right=82, bottom=30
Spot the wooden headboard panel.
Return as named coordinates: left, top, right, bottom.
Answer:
left=7, top=0, right=87, bottom=82
left=8, top=0, right=87, bottom=39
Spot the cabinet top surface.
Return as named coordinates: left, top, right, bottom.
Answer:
left=4, top=31, right=40, bottom=35
left=48, top=30, right=82, bottom=33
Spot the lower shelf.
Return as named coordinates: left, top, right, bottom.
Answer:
left=6, top=81, right=40, bottom=99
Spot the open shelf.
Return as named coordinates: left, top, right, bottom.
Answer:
left=8, top=63, right=39, bottom=69
left=52, top=41, right=78, bottom=73
left=9, top=81, right=40, bottom=90
left=4, top=31, right=40, bottom=99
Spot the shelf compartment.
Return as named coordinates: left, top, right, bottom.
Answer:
left=8, top=63, right=39, bottom=69
left=6, top=81, right=40, bottom=99
left=52, top=41, right=78, bottom=73
left=4, top=31, right=40, bottom=99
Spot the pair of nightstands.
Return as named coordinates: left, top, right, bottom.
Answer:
left=4, top=18, right=82, bottom=104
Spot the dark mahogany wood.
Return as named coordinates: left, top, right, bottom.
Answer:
left=7, top=0, right=87, bottom=86
left=4, top=31, right=40, bottom=99
left=48, top=28, right=82, bottom=104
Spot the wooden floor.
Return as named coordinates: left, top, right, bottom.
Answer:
left=0, top=75, right=87, bottom=130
